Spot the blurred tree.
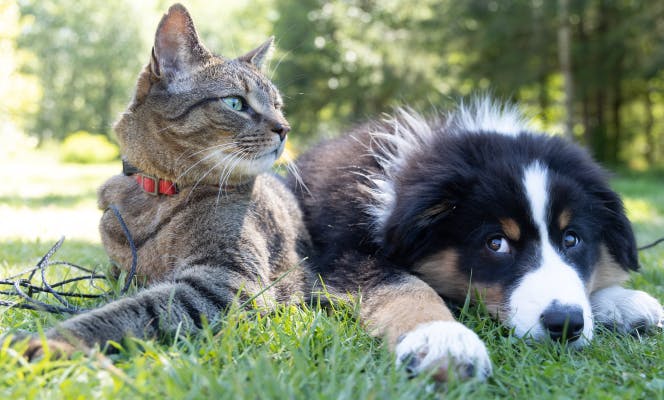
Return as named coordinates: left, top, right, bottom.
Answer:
left=571, top=0, right=664, bottom=165
left=447, top=1, right=561, bottom=127
left=272, top=0, right=459, bottom=143
left=0, top=1, right=40, bottom=144
left=17, top=0, right=145, bottom=141
left=416, top=0, right=664, bottom=166
left=611, top=0, right=664, bottom=166
left=558, top=0, right=574, bottom=140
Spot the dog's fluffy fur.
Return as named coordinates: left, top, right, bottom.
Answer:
left=291, top=97, right=663, bottom=381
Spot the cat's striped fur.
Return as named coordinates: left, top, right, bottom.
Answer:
left=21, top=3, right=312, bottom=358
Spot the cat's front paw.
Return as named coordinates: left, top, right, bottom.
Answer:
left=8, top=333, right=81, bottom=361
left=23, top=337, right=79, bottom=361
left=591, top=286, right=663, bottom=333
left=395, top=321, right=492, bottom=382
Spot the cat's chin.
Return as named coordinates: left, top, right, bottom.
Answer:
left=258, top=142, right=286, bottom=164
left=231, top=148, right=282, bottom=178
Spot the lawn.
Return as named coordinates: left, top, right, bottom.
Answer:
left=0, top=147, right=663, bottom=399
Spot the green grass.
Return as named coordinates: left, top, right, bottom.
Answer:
left=0, top=148, right=663, bottom=399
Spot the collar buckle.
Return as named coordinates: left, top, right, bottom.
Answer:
left=143, top=174, right=160, bottom=196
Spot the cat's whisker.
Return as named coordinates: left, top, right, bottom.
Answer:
left=215, top=158, right=236, bottom=205
left=225, top=149, right=251, bottom=185
left=216, top=153, right=239, bottom=192
left=176, top=143, right=240, bottom=182
left=220, top=149, right=250, bottom=189
left=174, top=141, right=239, bottom=165
left=216, top=151, right=249, bottom=206
left=177, top=149, right=223, bottom=182
left=216, top=148, right=249, bottom=189
left=216, top=151, right=240, bottom=188
left=285, top=159, right=310, bottom=195
left=235, top=151, right=260, bottom=185
left=186, top=150, right=240, bottom=203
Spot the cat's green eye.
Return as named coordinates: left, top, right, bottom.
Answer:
left=222, top=97, right=244, bottom=111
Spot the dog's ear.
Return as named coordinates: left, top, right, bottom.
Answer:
left=381, top=176, right=463, bottom=265
left=383, top=201, right=455, bottom=265
left=597, top=187, right=638, bottom=271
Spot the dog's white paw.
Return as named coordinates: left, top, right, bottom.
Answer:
left=591, top=286, right=664, bottom=333
left=395, top=321, right=492, bottom=382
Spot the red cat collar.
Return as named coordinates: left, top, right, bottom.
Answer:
left=134, top=174, right=178, bottom=196
left=122, top=159, right=178, bottom=196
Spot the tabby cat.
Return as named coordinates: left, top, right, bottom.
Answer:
left=21, top=3, right=312, bottom=358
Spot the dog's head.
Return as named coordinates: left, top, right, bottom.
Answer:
left=367, top=99, right=637, bottom=345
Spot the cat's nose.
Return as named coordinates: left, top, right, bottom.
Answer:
left=271, top=123, right=290, bottom=141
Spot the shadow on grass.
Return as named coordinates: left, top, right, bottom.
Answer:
left=0, top=191, right=97, bottom=209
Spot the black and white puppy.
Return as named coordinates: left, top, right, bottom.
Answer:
left=291, top=97, right=663, bottom=381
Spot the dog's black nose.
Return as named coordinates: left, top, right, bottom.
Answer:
left=541, top=303, right=584, bottom=342
left=271, top=123, right=290, bottom=141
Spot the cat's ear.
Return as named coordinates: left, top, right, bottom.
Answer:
left=238, top=37, right=274, bottom=71
left=150, top=4, right=210, bottom=81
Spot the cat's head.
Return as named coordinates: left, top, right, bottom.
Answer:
left=114, top=3, right=288, bottom=186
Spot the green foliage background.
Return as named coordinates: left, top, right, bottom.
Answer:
left=2, top=0, right=663, bottom=166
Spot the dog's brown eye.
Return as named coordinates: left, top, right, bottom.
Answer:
left=563, top=231, right=579, bottom=248
left=487, top=235, right=510, bottom=253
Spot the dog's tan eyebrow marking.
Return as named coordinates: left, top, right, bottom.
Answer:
left=558, top=208, right=572, bottom=230
left=500, top=218, right=521, bottom=241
